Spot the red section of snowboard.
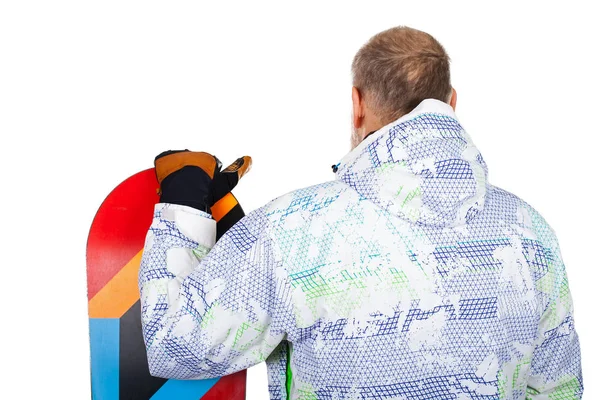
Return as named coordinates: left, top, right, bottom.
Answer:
left=86, top=169, right=159, bottom=300
left=203, top=370, right=247, bottom=400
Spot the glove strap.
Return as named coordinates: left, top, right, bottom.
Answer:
left=215, top=194, right=245, bottom=240
left=210, top=192, right=238, bottom=222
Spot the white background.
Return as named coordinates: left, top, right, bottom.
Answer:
left=1, top=1, right=598, bottom=398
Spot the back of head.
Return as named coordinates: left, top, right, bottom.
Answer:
left=352, top=26, right=452, bottom=125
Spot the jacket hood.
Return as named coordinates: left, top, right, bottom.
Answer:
left=334, top=98, right=489, bottom=228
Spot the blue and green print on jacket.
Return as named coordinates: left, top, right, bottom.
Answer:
left=139, top=99, right=582, bottom=399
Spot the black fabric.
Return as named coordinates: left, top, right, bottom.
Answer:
left=206, top=157, right=244, bottom=207
left=216, top=202, right=245, bottom=240
left=159, top=165, right=213, bottom=213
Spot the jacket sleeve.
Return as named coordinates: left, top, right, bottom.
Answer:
left=138, top=202, right=292, bottom=380
left=526, top=219, right=583, bottom=397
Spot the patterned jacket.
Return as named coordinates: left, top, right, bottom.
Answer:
left=139, top=98, right=583, bottom=399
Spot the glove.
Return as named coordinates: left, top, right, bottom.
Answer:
left=154, top=150, right=252, bottom=239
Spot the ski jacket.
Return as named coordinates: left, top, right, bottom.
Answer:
left=139, top=98, right=582, bottom=399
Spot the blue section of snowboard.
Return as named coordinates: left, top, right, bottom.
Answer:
left=90, top=318, right=120, bottom=400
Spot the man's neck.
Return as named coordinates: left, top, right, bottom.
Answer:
left=362, top=130, right=377, bottom=142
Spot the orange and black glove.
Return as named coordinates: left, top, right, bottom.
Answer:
left=154, top=150, right=252, bottom=239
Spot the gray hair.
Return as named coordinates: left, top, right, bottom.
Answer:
left=352, top=26, right=452, bottom=124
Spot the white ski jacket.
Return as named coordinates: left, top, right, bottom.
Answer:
left=139, top=98, right=582, bottom=399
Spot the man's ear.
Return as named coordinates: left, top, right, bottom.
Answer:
left=352, top=86, right=364, bottom=129
left=449, top=87, right=457, bottom=110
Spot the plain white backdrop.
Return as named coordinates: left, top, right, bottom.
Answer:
left=1, top=1, right=598, bottom=398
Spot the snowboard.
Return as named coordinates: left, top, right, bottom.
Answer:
left=86, top=168, right=247, bottom=399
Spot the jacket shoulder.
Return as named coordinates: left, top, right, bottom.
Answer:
left=259, top=180, right=351, bottom=227
left=487, top=184, right=559, bottom=246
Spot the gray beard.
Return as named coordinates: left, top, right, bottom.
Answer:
left=350, top=119, right=362, bottom=150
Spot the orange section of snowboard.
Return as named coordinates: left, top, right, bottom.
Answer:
left=88, top=249, right=143, bottom=318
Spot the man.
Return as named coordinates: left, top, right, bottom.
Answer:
left=139, top=26, right=583, bottom=399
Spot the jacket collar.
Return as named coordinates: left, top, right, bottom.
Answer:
left=333, top=98, right=489, bottom=227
